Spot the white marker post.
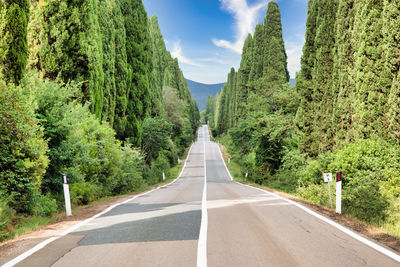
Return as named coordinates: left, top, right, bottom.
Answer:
left=162, top=170, right=166, bottom=182
left=336, top=172, right=342, bottom=214
left=62, top=174, right=72, bottom=216
left=323, top=173, right=333, bottom=209
left=245, top=170, right=248, bottom=181
left=228, top=158, right=230, bottom=164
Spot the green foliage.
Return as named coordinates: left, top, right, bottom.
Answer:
left=141, top=117, right=173, bottom=162
left=29, top=193, right=57, bottom=217
left=26, top=75, right=144, bottom=197
left=0, top=79, right=49, bottom=212
left=263, top=1, right=289, bottom=83
left=143, top=153, right=170, bottom=185
left=342, top=172, right=389, bottom=223
left=70, top=182, right=101, bottom=205
left=296, top=183, right=335, bottom=207
left=0, top=0, right=29, bottom=84
left=0, top=200, right=15, bottom=241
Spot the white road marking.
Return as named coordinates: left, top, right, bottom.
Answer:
left=2, top=144, right=195, bottom=267
left=197, top=126, right=208, bottom=267
left=215, top=142, right=400, bottom=263
left=216, top=142, right=233, bottom=181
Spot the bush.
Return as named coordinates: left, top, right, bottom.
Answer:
left=0, top=79, right=49, bottom=212
left=112, top=144, right=144, bottom=194
left=143, top=153, right=170, bottom=185
left=342, top=171, right=389, bottom=223
left=29, top=193, right=58, bottom=217
left=70, top=182, right=101, bottom=205
left=0, top=201, right=15, bottom=241
left=296, top=183, right=335, bottom=207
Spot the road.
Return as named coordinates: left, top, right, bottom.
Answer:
left=4, top=125, right=400, bottom=266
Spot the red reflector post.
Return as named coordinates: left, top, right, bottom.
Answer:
left=336, top=171, right=342, bottom=182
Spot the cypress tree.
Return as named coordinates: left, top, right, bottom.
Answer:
left=236, top=34, right=253, bottom=120
left=263, top=1, right=289, bottom=83
left=98, top=0, right=117, bottom=125
left=295, top=0, right=319, bottom=155
left=249, top=24, right=265, bottom=82
left=217, top=85, right=227, bottom=134
left=149, top=15, right=167, bottom=117
left=385, top=0, right=400, bottom=140
left=0, top=0, right=29, bottom=84
left=331, top=0, right=359, bottom=146
left=353, top=0, right=391, bottom=139
left=310, top=0, right=337, bottom=153
left=113, top=0, right=129, bottom=138
left=120, top=0, right=152, bottom=144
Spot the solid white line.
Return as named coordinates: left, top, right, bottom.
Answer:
left=216, top=142, right=233, bottom=181
left=197, top=126, right=208, bottom=267
left=2, top=143, right=195, bottom=267
left=215, top=143, right=400, bottom=263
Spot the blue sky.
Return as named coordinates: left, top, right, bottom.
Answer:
left=143, top=0, right=308, bottom=84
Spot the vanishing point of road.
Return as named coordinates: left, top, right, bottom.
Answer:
left=3, top=125, right=400, bottom=266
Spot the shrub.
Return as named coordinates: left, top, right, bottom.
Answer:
left=342, top=171, right=389, bottom=223
left=0, top=79, right=49, bottom=212
left=144, top=153, right=170, bottom=185
left=29, top=193, right=58, bottom=217
left=70, top=182, right=100, bottom=205
left=0, top=200, right=15, bottom=241
left=296, top=183, right=335, bottom=207
left=112, top=144, right=144, bottom=194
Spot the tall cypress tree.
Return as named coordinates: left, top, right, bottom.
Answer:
left=0, top=0, right=29, bottom=84
left=353, top=0, right=391, bottom=139
left=120, top=0, right=152, bottom=144
left=149, top=15, right=167, bottom=117
left=99, top=0, right=117, bottom=125
left=385, top=0, right=400, bottom=140
left=113, top=0, right=129, bottom=138
left=310, top=0, right=337, bottom=153
left=263, top=1, right=289, bottom=83
left=236, top=34, right=253, bottom=121
left=331, top=0, right=359, bottom=146
left=295, top=0, right=319, bottom=155
left=249, top=24, right=265, bottom=82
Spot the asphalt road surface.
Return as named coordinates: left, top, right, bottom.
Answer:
left=4, top=125, right=400, bottom=266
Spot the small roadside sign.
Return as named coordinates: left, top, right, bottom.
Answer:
left=323, top=173, right=332, bottom=183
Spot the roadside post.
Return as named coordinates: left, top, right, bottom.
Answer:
left=228, top=158, right=230, bottom=164
left=245, top=170, right=248, bottom=181
left=163, top=170, right=166, bottom=182
left=323, top=173, right=333, bottom=208
left=62, top=174, right=72, bottom=216
left=336, top=171, right=342, bottom=214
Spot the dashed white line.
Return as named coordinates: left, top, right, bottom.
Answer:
left=197, top=126, right=208, bottom=267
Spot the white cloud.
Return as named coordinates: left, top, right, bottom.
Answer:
left=212, top=0, right=267, bottom=54
left=198, top=57, right=233, bottom=65
left=171, top=40, right=203, bottom=67
left=285, top=34, right=304, bottom=79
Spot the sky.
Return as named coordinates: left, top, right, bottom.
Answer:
left=143, top=0, right=308, bottom=84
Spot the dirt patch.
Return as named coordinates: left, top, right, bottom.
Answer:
left=217, top=144, right=400, bottom=254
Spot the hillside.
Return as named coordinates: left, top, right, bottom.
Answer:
left=186, top=79, right=224, bottom=111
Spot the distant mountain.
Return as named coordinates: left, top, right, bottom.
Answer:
left=290, top=78, right=296, bottom=87
left=186, top=79, right=224, bottom=111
